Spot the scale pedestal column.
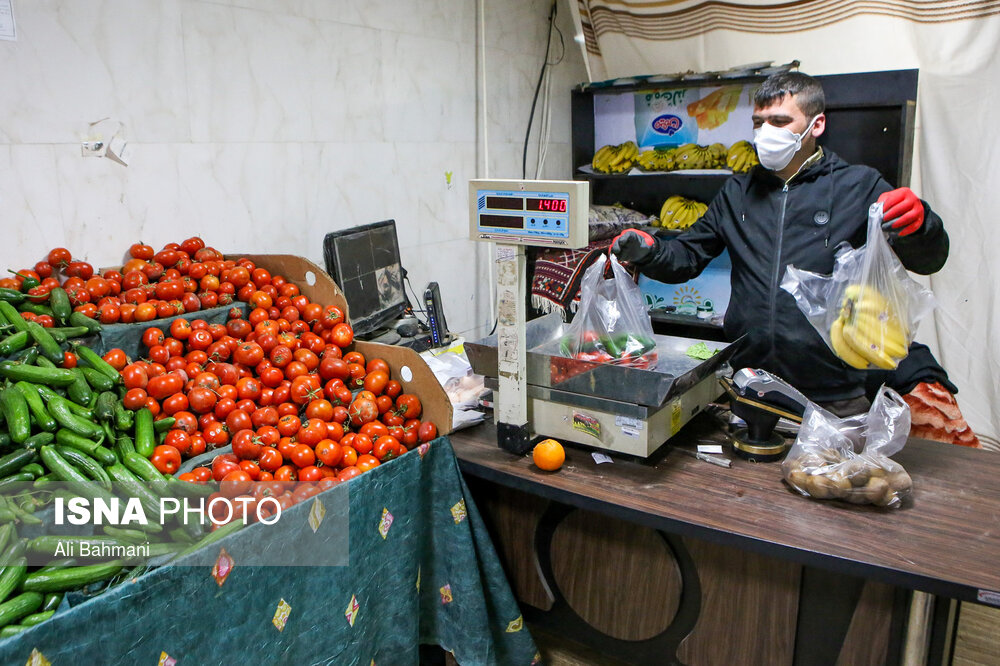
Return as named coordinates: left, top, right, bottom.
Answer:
left=495, top=244, right=531, bottom=454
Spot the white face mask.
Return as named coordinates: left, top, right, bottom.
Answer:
left=752, top=115, right=819, bottom=171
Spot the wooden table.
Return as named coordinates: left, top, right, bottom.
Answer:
left=450, top=416, right=1000, bottom=664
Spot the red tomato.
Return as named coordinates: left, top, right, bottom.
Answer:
left=349, top=398, right=378, bottom=427
left=123, top=388, right=148, bottom=410
left=315, top=439, right=344, bottom=467
left=164, top=429, right=192, bottom=455
left=258, top=447, right=284, bottom=472
left=147, top=373, right=184, bottom=400
left=151, top=444, right=182, bottom=475
left=225, top=409, right=253, bottom=434
left=395, top=394, right=422, bottom=419
left=211, top=453, right=240, bottom=482
left=331, top=323, right=353, bottom=348
left=418, top=421, right=438, bottom=443
left=231, top=430, right=263, bottom=461
left=220, top=469, right=253, bottom=497
left=289, top=444, right=316, bottom=469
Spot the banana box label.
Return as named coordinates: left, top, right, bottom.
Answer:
left=633, top=85, right=755, bottom=150
left=635, top=89, right=697, bottom=148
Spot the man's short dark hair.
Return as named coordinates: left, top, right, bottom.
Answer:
left=753, top=71, right=825, bottom=117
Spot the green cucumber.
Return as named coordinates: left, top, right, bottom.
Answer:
left=0, top=386, right=30, bottom=444
left=0, top=558, right=27, bottom=603
left=175, top=518, right=245, bottom=560
left=38, top=446, right=114, bottom=503
left=0, top=361, right=75, bottom=387
left=20, top=609, right=54, bottom=626
left=54, top=446, right=112, bottom=491
left=68, top=311, right=101, bottom=334
left=134, top=408, right=155, bottom=458
left=41, top=593, right=62, bottom=612
left=0, top=449, right=36, bottom=478
left=15, top=381, right=58, bottom=432
left=46, top=398, right=103, bottom=439
left=0, top=592, right=43, bottom=627
left=18, top=463, right=44, bottom=479
left=81, top=368, right=115, bottom=393
left=0, top=330, right=30, bottom=357
left=18, top=302, right=54, bottom=318
left=94, top=391, right=117, bottom=424
left=21, top=563, right=122, bottom=593
left=122, top=452, right=169, bottom=495
left=47, top=326, right=92, bottom=344
left=0, top=473, right=35, bottom=495
left=54, top=430, right=115, bottom=466
left=67, top=368, right=93, bottom=406
left=106, top=464, right=162, bottom=521
left=73, top=345, right=121, bottom=384
left=166, top=475, right=215, bottom=498
left=0, top=302, right=28, bottom=334
left=21, top=432, right=55, bottom=452
left=24, top=321, right=63, bottom=364
left=48, top=287, right=71, bottom=326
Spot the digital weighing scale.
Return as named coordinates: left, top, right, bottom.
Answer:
left=467, top=179, right=736, bottom=458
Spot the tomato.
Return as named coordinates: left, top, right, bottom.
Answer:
left=164, top=429, right=193, bottom=455
left=297, top=419, right=327, bottom=447
left=418, top=421, right=438, bottom=443
left=232, top=429, right=263, bottom=460
left=122, top=388, right=148, bottom=410
left=315, top=439, right=344, bottom=467
left=349, top=398, right=378, bottom=427
left=352, top=434, right=374, bottom=455
left=400, top=422, right=419, bottom=448
left=203, top=421, right=229, bottom=446
left=338, top=466, right=361, bottom=481
left=293, top=348, right=319, bottom=372
left=290, top=375, right=321, bottom=405
left=236, top=460, right=260, bottom=481
left=362, top=370, right=389, bottom=396
left=211, top=453, right=240, bottom=482
left=304, top=399, right=334, bottom=422
left=283, top=361, right=309, bottom=380
left=35, top=314, right=55, bottom=328
left=185, top=329, right=211, bottom=351
left=147, top=344, right=170, bottom=366
left=331, top=322, right=353, bottom=347
left=151, top=444, right=182, bottom=474
left=395, top=394, right=422, bottom=419
left=250, top=405, right=279, bottom=428
left=169, top=318, right=192, bottom=341
left=189, top=466, right=212, bottom=483
left=185, top=387, right=216, bottom=414
left=339, top=445, right=358, bottom=469
left=274, top=465, right=298, bottom=483
left=359, top=422, right=389, bottom=440
left=384, top=380, right=403, bottom=399
left=161, top=393, right=189, bottom=415
left=235, top=377, right=262, bottom=402
left=225, top=408, right=253, bottom=434
left=289, top=444, right=316, bottom=469
left=268, top=344, right=292, bottom=368
left=257, top=447, right=283, bottom=473
left=142, top=327, right=165, bottom=349
left=332, top=405, right=349, bottom=424
left=64, top=261, right=94, bottom=280
left=47, top=247, right=72, bottom=268
left=233, top=341, right=264, bottom=367
left=373, top=435, right=401, bottom=461
left=188, top=434, right=207, bottom=457
left=356, top=455, right=380, bottom=472
left=147, top=373, right=184, bottom=400
left=220, top=469, right=253, bottom=497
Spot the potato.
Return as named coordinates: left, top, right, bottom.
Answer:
left=828, top=470, right=852, bottom=496
left=842, top=458, right=872, bottom=487
left=787, top=469, right=809, bottom=492
left=886, top=469, right=913, bottom=495
left=806, top=473, right=841, bottom=499
left=862, top=477, right=891, bottom=504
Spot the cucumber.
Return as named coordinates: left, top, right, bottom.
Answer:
left=21, top=432, right=55, bottom=452
left=102, top=526, right=155, bottom=544
left=175, top=518, right=245, bottom=560
left=134, top=408, right=155, bottom=458
left=0, top=624, right=25, bottom=637
left=54, top=446, right=112, bottom=491
left=38, top=446, right=115, bottom=503
left=94, top=391, right=117, bottom=424
left=21, top=564, right=122, bottom=593
left=0, top=524, right=12, bottom=556
left=113, top=435, right=136, bottom=460
left=122, top=452, right=169, bottom=495
left=0, top=558, right=27, bottom=603
left=47, top=326, right=92, bottom=344
left=57, top=431, right=115, bottom=467
left=21, top=609, right=54, bottom=626
left=80, top=367, right=115, bottom=393
left=0, top=449, right=36, bottom=478
left=152, top=416, right=176, bottom=433
left=24, top=321, right=63, bottom=364
left=0, top=386, right=30, bottom=444
left=0, top=473, right=35, bottom=495
left=0, top=361, right=75, bottom=387
left=67, top=368, right=93, bottom=406
left=0, top=330, right=30, bottom=357
left=167, top=475, right=215, bottom=498
left=48, top=287, right=71, bottom=326
left=68, top=311, right=101, bottom=334
left=73, top=345, right=121, bottom=384
left=15, top=381, right=57, bottom=432
left=0, top=302, right=28, bottom=334
left=18, top=463, right=44, bottom=479
left=0, top=592, right=43, bottom=627
left=106, top=464, right=162, bottom=522
left=42, top=593, right=62, bottom=612
left=46, top=398, right=103, bottom=439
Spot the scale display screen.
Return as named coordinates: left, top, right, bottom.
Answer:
left=469, top=179, right=588, bottom=249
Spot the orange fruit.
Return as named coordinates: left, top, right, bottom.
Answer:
left=532, top=439, right=565, bottom=472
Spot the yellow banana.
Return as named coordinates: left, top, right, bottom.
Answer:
left=842, top=322, right=898, bottom=370
left=849, top=311, right=908, bottom=358
left=830, top=317, right=870, bottom=369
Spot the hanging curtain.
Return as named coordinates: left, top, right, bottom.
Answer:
left=568, top=0, right=1000, bottom=441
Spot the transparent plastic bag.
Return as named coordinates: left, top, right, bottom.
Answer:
left=782, top=386, right=914, bottom=508
left=559, top=254, right=658, bottom=369
left=781, top=202, right=935, bottom=370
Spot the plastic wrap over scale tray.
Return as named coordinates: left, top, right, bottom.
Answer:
left=466, top=313, right=738, bottom=408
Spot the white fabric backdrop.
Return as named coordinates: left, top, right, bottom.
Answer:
left=569, top=0, right=1000, bottom=441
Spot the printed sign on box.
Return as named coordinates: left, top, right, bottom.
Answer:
left=639, top=249, right=731, bottom=317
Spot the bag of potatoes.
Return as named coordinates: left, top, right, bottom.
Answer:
left=782, top=386, right=913, bottom=508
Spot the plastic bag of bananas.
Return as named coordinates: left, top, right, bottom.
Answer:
left=781, top=202, right=936, bottom=370
left=782, top=386, right=913, bottom=508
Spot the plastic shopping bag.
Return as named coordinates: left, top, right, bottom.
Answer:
left=782, top=386, right=914, bottom=508
left=559, top=254, right=658, bottom=369
left=781, top=202, right=935, bottom=370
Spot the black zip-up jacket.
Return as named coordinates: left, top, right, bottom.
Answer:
left=636, top=149, right=949, bottom=403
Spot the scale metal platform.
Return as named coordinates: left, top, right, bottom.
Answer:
left=467, top=313, right=737, bottom=457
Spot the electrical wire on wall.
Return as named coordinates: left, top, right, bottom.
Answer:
left=522, top=0, right=565, bottom=180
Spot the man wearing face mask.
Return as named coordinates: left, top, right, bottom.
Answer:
left=611, top=72, right=949, bottom=413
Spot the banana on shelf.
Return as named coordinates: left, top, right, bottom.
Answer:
left=654, top=195, right=708, bottom=230
left=592, top=141, right=639, bottom=174
left=726, top=140, right=759, bottom=173
left=829, top=284, right=910, bottom=370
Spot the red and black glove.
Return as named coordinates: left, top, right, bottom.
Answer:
left=878, top=187, right=924, bottom=237
left=610, top=229, right=656, bottom=264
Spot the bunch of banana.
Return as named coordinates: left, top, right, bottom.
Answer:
left=708, top=143, right=728, bottom=168
left=829, top=284, right=909, bottom=370
left=672, top=143, right=716, bottom=170
left=658, top=195, right=708, bottom=230
left=636, top=147, right=676, bottom=172
left=592, top=141, right=639, bottom=174
left=726, top=140, right=759, bottom=173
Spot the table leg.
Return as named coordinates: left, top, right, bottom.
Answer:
left=902, top=591, right=934, bottom=665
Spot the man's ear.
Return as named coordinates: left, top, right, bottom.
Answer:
left=811, top=113, right=826, bottom=139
